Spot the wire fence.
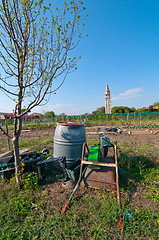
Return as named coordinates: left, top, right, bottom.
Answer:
left=1, top=111, right=159, bottom=126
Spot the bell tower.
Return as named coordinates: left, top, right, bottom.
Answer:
left=105, top=84, right=111, bottom=114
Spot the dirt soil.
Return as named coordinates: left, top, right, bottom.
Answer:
left=0, top=125, right=159, bottom=212
left=1, top=126, right=159, bottom=158
left=46, top=126, right=158, bottom=213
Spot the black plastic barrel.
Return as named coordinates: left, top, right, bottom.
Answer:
left=53, top=122, right=86, bottom=166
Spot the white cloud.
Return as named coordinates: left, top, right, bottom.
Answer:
left=33, top=103, right=93, bottom=115
left=33, top=103, right=75, bottom=115
left=47, top=104, right=73, bottom=114
left=112, top=88, right=143, bottom=101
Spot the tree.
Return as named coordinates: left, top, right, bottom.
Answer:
left=0, top=0, right=86, bottom=184
left=92, top=106, right=105, bottom=115
left=153, top=102, right=159, bottom=108
left=45, top=111, right=55, bottom=119
left=130, top=107, right=136, bottom=112
left=152, top=102, right=159, bottom=111
left=112, top=106, right=135, bottom=114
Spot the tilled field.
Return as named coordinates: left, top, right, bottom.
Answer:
left=0, top=126, right=159, bottom=161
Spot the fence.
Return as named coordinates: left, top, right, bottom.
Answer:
left=58, top=111, right=159, bottom=125
left=1, top=111, right=158, bottom=126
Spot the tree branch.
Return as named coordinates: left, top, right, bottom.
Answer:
left=0, top=126, right=12, bottom=139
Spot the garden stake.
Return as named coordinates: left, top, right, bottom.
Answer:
left=119, top=217, right=123, bottom=230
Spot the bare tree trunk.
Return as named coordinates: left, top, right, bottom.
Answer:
left=12, top=137, right=21, bottom=184
left=12, top=117, right=23, bottom=185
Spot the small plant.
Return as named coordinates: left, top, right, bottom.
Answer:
left=22, top=173, right=39, bottom=190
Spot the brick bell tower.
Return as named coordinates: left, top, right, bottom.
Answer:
left=105, top=84, right=111, bottom=114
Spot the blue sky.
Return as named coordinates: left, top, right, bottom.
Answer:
left=0, top=0, right=159, bottom=115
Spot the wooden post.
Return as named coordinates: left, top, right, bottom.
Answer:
left=127, top=112, right=129, bottom=121
left=114, top=144, right=121, bottom=208
left=5, top=121, right=11, bottom=151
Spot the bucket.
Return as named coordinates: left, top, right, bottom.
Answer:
left=53, top=122, right=86, bottom=166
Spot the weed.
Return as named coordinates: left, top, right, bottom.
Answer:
left=22, top=173, right=39, bottom=190
left=143, top=168, right=159, bottom=203
left=118, top=151, right=155, bottom=191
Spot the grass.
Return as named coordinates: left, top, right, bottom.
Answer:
left=0, top=122, right=57, bottom=131
left=0, top=180, right=158, bottom=240
left=0, top=124, right=159, bottom=239
left=19, top=135, right=53, bottom=153
left=0, top=135, right=54, bottom=154
left=0, top=140, right=10, bottom=154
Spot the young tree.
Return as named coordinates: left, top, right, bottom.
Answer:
left=0, top=0, right=86, bottom=184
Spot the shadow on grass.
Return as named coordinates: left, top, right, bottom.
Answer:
left=118, top=150, right=158, bottom=191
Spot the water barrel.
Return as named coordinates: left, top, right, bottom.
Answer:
left=53, top=122, right=86, bottom=166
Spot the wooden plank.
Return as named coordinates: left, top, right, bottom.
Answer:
left=81, top=159, right=117, bottom=168
left=0, top=151, right=13, bottom=160
left=0, top=148, right=29, bottom=161
left=19, top=148, right=30, bottom=154
left=114, top=144, right=121, bottom=208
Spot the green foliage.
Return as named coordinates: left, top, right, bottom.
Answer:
left=92, top=106, right=105, bottom=115
left=143, top=168, right=159, bottom=203
left=22, top=173, right=39, bottom=190
left=21, top=108, right=31, bottom=113
left=119, top=151, right=155, bottom=190
left=19, top=134, right=53, bottom=153
left=44, top=111, right=55, bottom=119
left=153, top=101, right=159, bottom=107
left=137, top=102, right=159, bottom=112
left=112, top=106, right=134, bottom=113
left=124, top=123, right=159, bottom=129
left=22, top=122, right=56, bottom=130
left=0, top=181, right=45, bottom=239
left=0, top=0, right=87, bottom=184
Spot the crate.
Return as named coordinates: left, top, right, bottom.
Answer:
left=21, top=152, right=42, bottom=173
left=66, top=159, right=81, bottom=181
left=36, top=157, right=67, bottom=184
left=0, top=167, right=15, bottom=181
left=66, top=159, right=87, bottom=181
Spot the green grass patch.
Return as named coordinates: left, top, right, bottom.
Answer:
left=19, top=135, right=53, bottom=153
left=22, top=122, right=56, bottom=130
left=118, top=150, right=157, bottom=191
left=0, top=182, right=158, bottom=239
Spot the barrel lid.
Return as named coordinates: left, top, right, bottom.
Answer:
left=56, top=122, right=84, bottom=126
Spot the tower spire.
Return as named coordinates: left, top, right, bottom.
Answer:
left=105, top=84, right=111, bottom=114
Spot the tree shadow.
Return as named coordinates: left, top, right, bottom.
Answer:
left=118, top=151, right=158, bottom=191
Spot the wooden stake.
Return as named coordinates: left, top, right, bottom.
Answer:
left=114, top=144, right=121, bottom=208
left=5, top=121, right=10, bottom=151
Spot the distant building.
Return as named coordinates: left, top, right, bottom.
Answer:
left=27, top=113, right=44, bottom=119
left=0, top=112, right=14, bottom=120
left=83, top=113, right=90, bottom=116
left=105, top=84, right=111, bottom=114
left=0, top=112, right=44, bottom=120
left=58, top=113, right=67, bottom=117
left=144, top=106, right=158, bottom=110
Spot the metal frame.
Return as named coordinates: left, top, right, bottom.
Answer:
left=80, top=143, right=121, bottom=208
left=62, top=142, right=121, bottom=214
